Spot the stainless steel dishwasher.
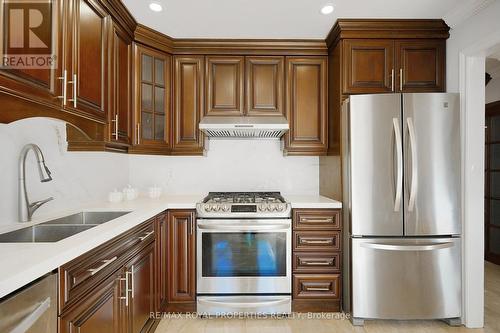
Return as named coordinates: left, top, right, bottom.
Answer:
left=0, top=273, right=57, bottom=333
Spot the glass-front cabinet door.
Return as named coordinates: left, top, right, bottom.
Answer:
left=131, top=44, right=171, bottom=154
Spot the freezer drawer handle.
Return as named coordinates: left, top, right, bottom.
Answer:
left=393, top=118, right=403, bottom=212
left=361, top=242, right=454, bottom=251
left=407, top=117, right=418, bottom=212
left=10, top=297, right=50, bottom=333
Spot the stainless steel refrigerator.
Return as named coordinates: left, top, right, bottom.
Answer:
left=341, top=93, right=462, bottom=325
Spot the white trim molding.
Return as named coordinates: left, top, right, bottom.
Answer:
left=444, top=0, right=496, bottom=28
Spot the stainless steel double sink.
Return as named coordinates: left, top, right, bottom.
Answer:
left=0, top=211, right=131, bottom=243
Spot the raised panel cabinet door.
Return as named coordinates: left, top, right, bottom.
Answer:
left=126, top=242, right=156, bottom=333
left=343, top=39, right=395, bottom=94
left=59, top=272, right=121, bottom=333
left=396, top=40, right=445, bottom=92
left=109, top=24, right=132, bottom=145
left=66, top=0, right=109, bottom=118
left=173, top=56, right=204, bottom=155
left=0, top=0, right=64, bottom=104
left=167, top=210, right=196, bottom=302
left=284, top=57, right=328, bottom=155
left=132, top=44, right=171, bottom=153
left=155, top=213, right=168, bottom=310
left=246, top=56, right=284, bottom=116
left=205, top=56, right=244, bottom=116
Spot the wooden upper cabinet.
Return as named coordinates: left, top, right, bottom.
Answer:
left=395, top=40, right=445, bottom=92
left=246, top=56, right=284, bottom=116
left=65, top=0, right=109, bottom=118
left=173, top=56, right=204, bottom=155
left=343, top=39, right=394, bottom=94
left=131, top=44, right=171, bottom=154
left=205, top=56, right=244, bottom=116
left=167, top=210, right=196, bottom=303
left=0, top=0, right=64, bottom=104
left=108, top=23, right=132, bottom=146
left=284, top=57, right=328, bottom=155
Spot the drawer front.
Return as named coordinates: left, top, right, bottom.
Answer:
left=293, top=231, right=341, bottom=252
left=293, top=209, right=341, bottom=230
left=59, top=218, right=156, bottom=313
left=293, top=274, right=340, bottom=299
left=293, top=252, right=341, bottom=273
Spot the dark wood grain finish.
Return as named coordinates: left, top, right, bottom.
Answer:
left=167, top=210, right=196, bottom=304
left=293, top=209, right=341, bottom=230
left=293, top=274, right=340, bottom=299
left=293, top=252, right=341, bottom=273
left=284, top=57, right=328, bottom=155
left=205, top=56, right=244, bottom=116
left=172, top=56, right=205, bottom=155
left=155, top=213, right=168, bottom=311
left=395, top=39, right=445, bottom=92
left=245, top=56, right=285, bottom=116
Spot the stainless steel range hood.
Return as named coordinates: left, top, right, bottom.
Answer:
left=199, top=116, right=289, bottom=139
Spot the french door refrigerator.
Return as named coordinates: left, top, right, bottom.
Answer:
left=342, top=93, right=461, bottom=325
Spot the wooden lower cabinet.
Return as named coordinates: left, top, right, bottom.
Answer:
left=291, top=209, right=342, bottom=312
left=166, top=210, right=196, bottom=312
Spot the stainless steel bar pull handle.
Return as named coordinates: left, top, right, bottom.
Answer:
left=301, top=239, right=332, bottom=245
left=391, top=69, right=395, bottom=92
left=68, top=74, right=77, bottom=108
left=303, top=260, right=332, bottom=266
left=130, top=266, right=135, bottom=299
left=305, top=287, right=330, bottom=291
left=399, top=68, right=403, bottom=91
left=136, top=123, right=141, bottom=145
left=111, top=114, right=119, bottom=140
left=120, top=271, right=132, bottom=306
left=87, top=256, right=117, bottom=275
left=138, top=231, right=154, bottom=241
left=393, top=118, right=403, bottom=212
left=57, top=70, right=67, bottom=105
left=10, top=297, right=51, bottom=333
left=301, top=218, right=333, bottom=223
left=407, top=118, right=418, bottom=211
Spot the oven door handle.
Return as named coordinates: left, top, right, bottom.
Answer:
left=197, top=223, right=290, bottom=232
left=198, top=297, right=290, bottom=308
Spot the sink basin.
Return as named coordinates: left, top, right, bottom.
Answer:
left=0, top=211, right=131, bottom=243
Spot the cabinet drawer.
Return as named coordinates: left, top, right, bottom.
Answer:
left=59, top=218, right=155, bottom=313
left=293, top=274, right=340, bottom=299
left=293, top=252, right=341, bottom=273
left=293, top=231, right=341, bottom=252
left=293, top=209, right=341, bottom=230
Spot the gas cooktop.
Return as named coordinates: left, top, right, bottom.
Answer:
left=196, top=192, right=291, bottom=218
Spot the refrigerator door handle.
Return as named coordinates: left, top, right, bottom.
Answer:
left=393, top=118, right=403, bottom=212
left=360, top=241, right=454, bottom=251
left=407, top=117, right=418, bottom=211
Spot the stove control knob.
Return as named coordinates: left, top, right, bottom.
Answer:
left=258, top=204, right=266, bottom=212
left=214, top=204, right=221, bottom=212
left=277, top=204, right=286, bottom=212
left=222, top=205, right=230, bottom=212
left=269, top=204, right=277, bottom=211
left=204, top=204, right=211, bottom=212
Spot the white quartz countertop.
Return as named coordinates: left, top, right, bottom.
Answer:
left=0, top=193, right=341, bottom=299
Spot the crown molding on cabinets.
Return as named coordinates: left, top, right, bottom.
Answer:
left=443, top=0, right=495, bottom=28
left=325, top=19, right=450, bottom=49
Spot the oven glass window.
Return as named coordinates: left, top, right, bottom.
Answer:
left=202, top=232, right=287, bottom=277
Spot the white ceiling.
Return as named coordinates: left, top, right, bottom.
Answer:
left=122, top=0, right=466, bottom=39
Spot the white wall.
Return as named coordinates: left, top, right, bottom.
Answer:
left=0, top=118, right=129, bottom=225
left=129, top=139, right=319, bottom=196
left=486, top=77, right=500, bottom=103
left=447, top=0, right=500, bottom=92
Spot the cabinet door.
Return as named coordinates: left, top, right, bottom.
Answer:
left=155, top=213, right=168, bottom=310
left=173, top=56, right=204, bottom=155
left=132, top=45, right=171, bottom=153
left=66, top=0, right=109, bottom=118
left=0, top=0, right=64, bottom=104
left=59, top=272, right=121, bottom=333
left=125, top=242, right=156, bottom=333
left=396, top=40, right=445, bottom=92
left=284, top=57, right=328, bottom=155
left=246, top=56, right=284, bottom=116
left=109, top=23, right=132, bottom=145
left=167, top=210, right=196, bottom=302
left=343, top=39, right=394, bottom=94
left=205, top=56, right=244, bottom=116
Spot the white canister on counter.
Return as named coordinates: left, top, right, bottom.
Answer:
left=108, top=189, right=124, bottom=203
left=148, top=185, right=162, bottom=199
left=123, top=185, right=138, bottom=201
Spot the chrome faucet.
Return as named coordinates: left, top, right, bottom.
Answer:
left=19, top=144, right=54, bottom=222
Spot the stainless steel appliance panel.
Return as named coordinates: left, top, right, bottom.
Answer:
left=349, top=94, right=403, bottom=236
left=403, top=93, right=461, bottom=236
left=0, top=273, right=57, bottom=333
left=197, top=296, right=291, bottom=315
left=352, top=238, right=461, bottom=320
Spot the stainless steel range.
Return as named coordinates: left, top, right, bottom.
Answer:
left=196, top=192, right=292, bottom=315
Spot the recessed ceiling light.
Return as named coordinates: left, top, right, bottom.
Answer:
left=149, top=1, right=163, bottom=12
left=320, top=4, right=334, bottom=15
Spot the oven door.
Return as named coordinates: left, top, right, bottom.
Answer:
left=197, top=219, right=291, bottom=295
